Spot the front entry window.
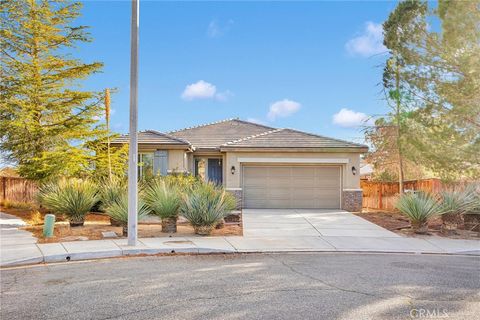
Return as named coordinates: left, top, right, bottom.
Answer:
left=194, top=157, right=223, bottom=184
left=194, top=158, right=207, bottom=181
left=138, top=153, right=154, bottom=180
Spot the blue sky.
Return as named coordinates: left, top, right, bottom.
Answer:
left=77, top=0, right=398, bottom=144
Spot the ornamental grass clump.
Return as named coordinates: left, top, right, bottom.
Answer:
left=464, top=190, right=480, bottom=232
left=439, top=188, right=477, bottom=232
left=395, top=192, right=440, bottom=234
left=144, top=179, right=182, bottom=233
left=98, top=177, right=127, bottom=226
left=38, top=178, right=98, bottom=227
left=180, top=182, right=236, bottom=235
left=104, top=193, right=150, bottom=236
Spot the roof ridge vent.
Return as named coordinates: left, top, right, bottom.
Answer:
left=168, top=118, right=238, bottom=134
left=222, top=128, right=283, bottom=146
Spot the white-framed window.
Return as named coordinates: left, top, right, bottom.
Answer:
left=138, top=152, right=154, bottom=180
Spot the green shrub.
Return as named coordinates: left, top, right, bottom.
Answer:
left=38, top=178, right=98, bottom=225
left=438, top=187, right=478, bottom=231
left=395, top=192, right=440, bottom=234
left=180, top=182, right=236, bottom=235
left=144, top=179, right=181, bottom=220
left=104, top=192, right=149, bottom=226
left=98, top=177, right=127, bottom=212
left=439, top=188, right=478, bottom=216
left=162, top=174, right=199, bottom=193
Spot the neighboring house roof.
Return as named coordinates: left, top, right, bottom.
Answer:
left=360, top=162, right=374, bottom=177
left=111, top=118, right=368, bottom=152
left=111, top=130, right=190, bottom=146
left=221, top=128, right=368, bottom=151
left=168, top=118, right=275, bottom=150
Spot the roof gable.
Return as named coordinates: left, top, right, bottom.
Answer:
left=112, top=130, right=190, bottom=146
left=169, top=118, right=275, bottom=149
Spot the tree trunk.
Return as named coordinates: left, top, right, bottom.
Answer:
left=395, top=59, right=405, bottom=194
left=161, top=217, right=178, bottom=233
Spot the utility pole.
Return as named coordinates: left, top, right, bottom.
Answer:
left=128, top=0, right=139, bottom=246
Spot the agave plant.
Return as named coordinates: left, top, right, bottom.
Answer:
left=464, top=189, right=480, bottom=232
left=438, top=188, right=477, bottom=232
left=395, top=192, right=440, bottom=234
left=144, top=179, right=182, bottom=233
left=98, top=177, right=127, bottom=226
left=38, top=179, right=98, bottom=227
left=180, top=182, right=236, bottom=235
left=104, top=193, right=150, bottom=236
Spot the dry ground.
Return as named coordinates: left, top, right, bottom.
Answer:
left=0, top=207, right=242, bottom=243
left=355, top=209, right=479, bottom=240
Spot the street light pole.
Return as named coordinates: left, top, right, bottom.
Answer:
left=128, top=0, right=139, bottom=246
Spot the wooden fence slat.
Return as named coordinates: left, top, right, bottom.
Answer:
left=361, top=178, right=444, bottom=211
left=0, top=176, right=38, bottom=204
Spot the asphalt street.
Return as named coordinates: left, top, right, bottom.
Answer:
left=1, top=253, right=479, bottom=320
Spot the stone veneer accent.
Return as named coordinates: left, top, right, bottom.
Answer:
left=342, top=190, right=363, bottom=212
left=226, top=189, right=243, bottom=210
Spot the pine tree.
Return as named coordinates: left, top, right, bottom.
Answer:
left=368, top=0, right=480, bottom=181
left=0, top=0, right=104, bottom=181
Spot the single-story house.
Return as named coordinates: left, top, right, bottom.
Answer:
left=112, top=118, right=368, bottom=211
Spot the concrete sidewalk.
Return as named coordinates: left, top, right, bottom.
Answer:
left=1, top=212, right=479, bottom=267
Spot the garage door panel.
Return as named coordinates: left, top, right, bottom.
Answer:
left=243, top=165, right=341, bottom=209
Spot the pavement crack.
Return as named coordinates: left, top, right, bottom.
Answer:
left=268, top=254, right=380, bottom=298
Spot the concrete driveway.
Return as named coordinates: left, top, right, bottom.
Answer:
left=242, top=209, right=400, bottom=238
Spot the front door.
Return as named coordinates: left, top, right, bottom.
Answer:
left=207, top=159, right=223, bottom=185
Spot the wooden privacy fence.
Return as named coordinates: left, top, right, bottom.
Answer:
left=361, top=178, right=443, bottom=211
left=0, top=176, right=38, bottom=204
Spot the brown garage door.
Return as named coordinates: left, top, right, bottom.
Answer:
left=243, top=165, right=341, bottom=209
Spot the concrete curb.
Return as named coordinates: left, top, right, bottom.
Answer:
left=2, top=245, right=479, bottom=268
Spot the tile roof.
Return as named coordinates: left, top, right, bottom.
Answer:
left=168, top=118, right=275, bottom=149
left=111, top=119, right=367, bottom=151
left=221, top=128, right=367, bottom=150
left=111, top=130, right=190, bottom=146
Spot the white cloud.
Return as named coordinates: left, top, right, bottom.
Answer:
left=267, top=99, right=301, bottom=121
left=332, top=108, right=370, bottom=127
left=181, top=80, right=217, bottom=101
left=181, top=80, right=231, bottom=102
left=345, top=22, right=386, bottom=57
left=207, top=19, right=234, bottom=38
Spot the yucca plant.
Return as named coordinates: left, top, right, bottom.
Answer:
left=144, top=179, right=181, bottom=233
left=180, top=182, right=236, bottom=235
left=38, top=179, right=98, bottom=227
left=438, top=188, right=477, bottom=232
left=395, top=192, right=440, bottom=234
left=98, top=177, right=127, bottom=226
left=104, top=193, right=150, bottom=236
left=464, top=191, right=480, bottom=232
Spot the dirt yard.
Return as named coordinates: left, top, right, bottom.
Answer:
left=355, top=209, right=479, bottom=240
left=1, top=207, right=242, bottom=243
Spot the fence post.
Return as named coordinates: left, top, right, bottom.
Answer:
left=378, top=184, right=383, bottom=210
left=2, top=177, right=5, bottom=201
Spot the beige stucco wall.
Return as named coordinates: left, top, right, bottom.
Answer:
left=225, top=151, right=361, bottom=190
left=168, top=150, right=188, bottom=173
